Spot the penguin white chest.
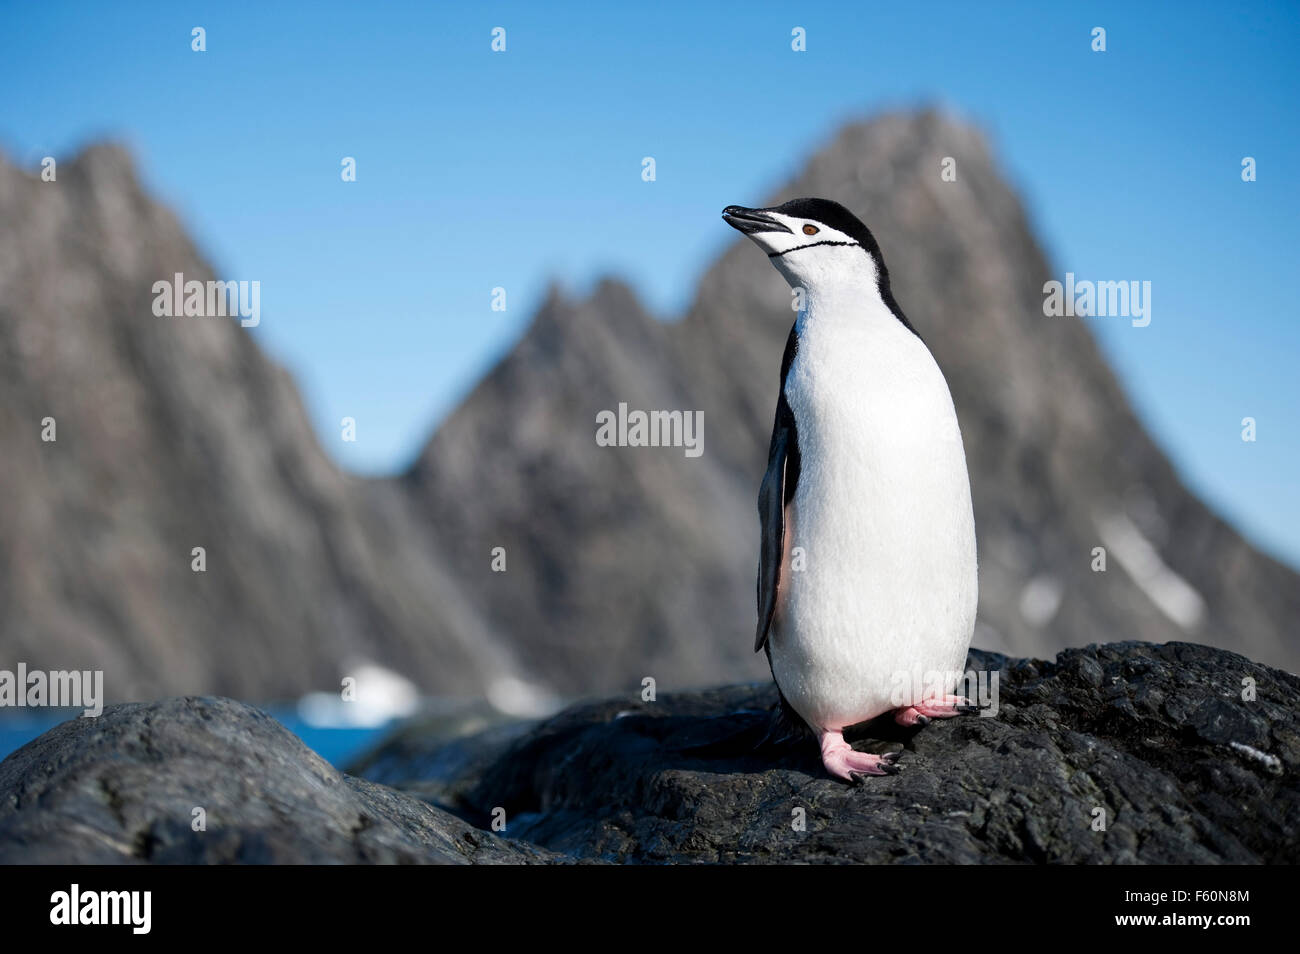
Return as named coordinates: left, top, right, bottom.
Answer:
left=770, top=317, right=978, bottom=733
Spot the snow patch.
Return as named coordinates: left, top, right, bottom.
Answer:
left=1097, top=512, right=1205, bottom=630
left=298, top=661, right=420, bottom=729
left=1229, top=741, right=1283, bottom=775
left=1019, top=574, right=1064, bottom=627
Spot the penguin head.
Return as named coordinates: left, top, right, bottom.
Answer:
left=722, top=197, right=889, bottom=296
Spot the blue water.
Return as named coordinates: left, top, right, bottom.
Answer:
left=0, top=719, right=50, bottom=761
left=0, top=708, right=393, bottom=769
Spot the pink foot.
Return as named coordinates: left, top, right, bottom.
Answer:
left=819, top=730, right=901, bottom=783
left=894, top=694, right=971, bottom=727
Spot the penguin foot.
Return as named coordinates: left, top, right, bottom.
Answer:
left=818, top=730, right=901, bottom=782
left=893, top=695, right=971, bottom=726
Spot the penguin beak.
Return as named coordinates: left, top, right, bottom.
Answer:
left=722, top=205, right=793, bottom=236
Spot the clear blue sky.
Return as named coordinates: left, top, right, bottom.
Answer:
left=3, top=1, right=1297, bottom=569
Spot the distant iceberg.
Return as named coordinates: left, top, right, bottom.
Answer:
left=297, top=662, right=422, bottom=729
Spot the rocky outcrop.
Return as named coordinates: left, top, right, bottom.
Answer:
left=359, top=642, right=1300, bottom=864
left=2, top=642, right=1295, bottom=864
left=0, top=696, right=551, bottom=863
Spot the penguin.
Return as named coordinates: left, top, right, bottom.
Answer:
left=722, top=198, right=978, bottom=783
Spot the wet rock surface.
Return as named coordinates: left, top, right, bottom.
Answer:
left=2, top=642, right=1294, bottom=864
left=364, top=642, right=1300, bottom=863
left=0, top=696, right=552, bottom=864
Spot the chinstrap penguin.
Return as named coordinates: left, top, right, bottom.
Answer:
left=722, top=198, right=978, bottom=783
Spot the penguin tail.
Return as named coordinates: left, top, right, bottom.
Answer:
left=754, top=689, right=812, bottom=751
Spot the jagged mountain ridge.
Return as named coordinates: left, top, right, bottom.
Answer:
left=406, top=111, right=1298, bottom=690
left=0, top=144, right=534, bottom=702
left=0, top=111, right=1294, bottom=705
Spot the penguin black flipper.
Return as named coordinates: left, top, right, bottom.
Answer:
left=754, top=416, right=789, bottom=652
left=755, top=323, right=801, bottom=653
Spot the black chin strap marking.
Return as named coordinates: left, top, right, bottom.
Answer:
left=767, top=239, right=860, bottom=258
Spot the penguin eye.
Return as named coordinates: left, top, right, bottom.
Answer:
left=802, top=224, right=819, bottom=235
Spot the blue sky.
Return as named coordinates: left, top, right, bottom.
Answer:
left=3, top=1, right=1297, bottom=568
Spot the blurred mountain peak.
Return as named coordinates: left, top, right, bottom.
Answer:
left=66, top=140, right=138, bottom=174
left=1, top=109, right=1296, bottom=705
left=407, top=107, right=1299, bottom=689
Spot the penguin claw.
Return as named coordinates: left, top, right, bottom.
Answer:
left=819, top=730, right=902, bottom=782
left=894, top=695, right=974, bottom=725
left=877, top=757, right=902, bottom=775
left=851, top=759, right=901, bottom=783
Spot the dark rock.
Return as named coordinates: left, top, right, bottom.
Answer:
left=365, top=642, right=1300, bottom=864
left=3, top=643, right=1293, bottom=864
left=0, top=696, right=553, bottom=864
left=347, top=708, right=541, bottom=811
